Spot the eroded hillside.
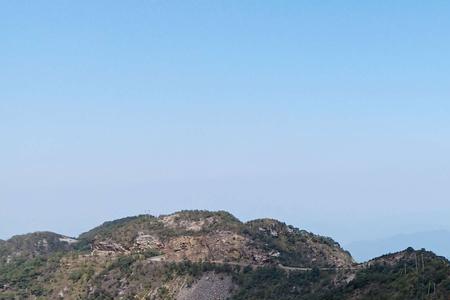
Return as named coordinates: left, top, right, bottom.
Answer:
left=75, top=210, right=354, bottom=268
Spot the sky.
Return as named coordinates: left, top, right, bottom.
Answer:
left=1, top=1, right=450, bottom=248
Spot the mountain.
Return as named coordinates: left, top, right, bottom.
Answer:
left=1, top=210, right=449, bottom=299
left=0, top=232, right=77, bottom=260
left=346, top=230, right=450, bottom=262
left=75, top=211, right=353, bottom=268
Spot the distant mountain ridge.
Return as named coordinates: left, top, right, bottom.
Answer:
left=347, top=230, right=450, bottom=262
left=1, top=210, right=450, bottom=299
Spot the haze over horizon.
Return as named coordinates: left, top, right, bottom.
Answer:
left=1, top=0, right=449, bottom=255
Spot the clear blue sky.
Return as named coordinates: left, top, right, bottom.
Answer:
left=1, top=1, right=449, bottom=245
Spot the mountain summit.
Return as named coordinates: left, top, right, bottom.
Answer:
left=1, top=210, right=449, bottom=299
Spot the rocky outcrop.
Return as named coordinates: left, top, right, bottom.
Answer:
left=74, top=211, right=353, bottom=268
left=134, top=232, right=165, bottom=250
left=162, top=231, right=270, bottom=264
left=161, top=214, right=219, bottom=232
left=92, top=240, right=128, bottom=255
left=176, top=272, right=235, bottom=300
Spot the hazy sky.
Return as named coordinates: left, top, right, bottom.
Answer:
left=1, top=1, right=449, bottom=245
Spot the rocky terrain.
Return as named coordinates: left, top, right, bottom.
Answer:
left=75, top=211, right=354, bottom=268
left=1, top=210, right=450, bottom=299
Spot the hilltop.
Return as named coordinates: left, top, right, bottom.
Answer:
left=347, top=230, right=450, bottom=262
left=1, top=210, right=449, bottom=299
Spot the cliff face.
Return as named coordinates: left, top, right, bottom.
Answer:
left=1, top=210, right=449, bottom=300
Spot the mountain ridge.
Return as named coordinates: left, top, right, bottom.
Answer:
left=1, top=210, right=450, bottom=299
left=347, top=230, right=450, bottom=262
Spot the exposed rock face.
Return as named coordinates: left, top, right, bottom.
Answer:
left=92, top=240, right=128, bottom=255
left=161, top=213, right=219, bottom=232
left=134, top=232, right=165, bottom=250
left=76, top=211, right=353, bottom=268
left=59, top=237, right=78, bottom=244
left=176, top=272, right=235, bottom=300
left=162, top=231, right=270, bottom=264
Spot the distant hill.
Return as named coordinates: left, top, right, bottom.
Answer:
left=1, top=210, right=450, bottom=299
left=0, top=232, right=77, bottom=259
left=346, top=230, right=450, bottom=262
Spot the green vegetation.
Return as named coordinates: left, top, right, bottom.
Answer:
left=0, top=253, right=63, bottom=299
left=78, top=215, right=161, bottom=247
left=231, top=267, right=336, bottom=300
left=169, top=210, right=244, bottom=234
left=244, top=219, right=352, bottom=267
left=0, top=232, right=74, bottom=261
left=328, top=250, right=450, bottom=300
